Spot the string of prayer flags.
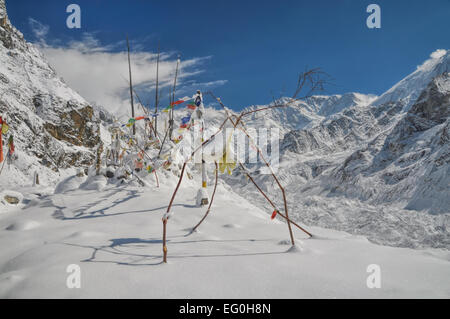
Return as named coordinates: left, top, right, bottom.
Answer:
left=163, top=98, right=194, bottom=113
left=162, top=105, right=173, bottom=113
left=123, top=114, right=158, bottom=128
left=0, top=116, right=8, bottom=163
left=171, top=100, right=186, bottom=106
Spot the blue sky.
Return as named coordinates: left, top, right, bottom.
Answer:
left=6, top=0, right=450, bottom=111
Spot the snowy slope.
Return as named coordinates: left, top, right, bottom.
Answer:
left=0, top=176, right=449, bottom=298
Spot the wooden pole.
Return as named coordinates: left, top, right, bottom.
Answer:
left=154, top=42, right=160, bottom=136
left=197, top=91, right=208, bottom=206
left=126, top=35, right=136, bottom=136
left=154, top=171, right=159, bottom=188
left=162, top=162, right=187, bottom=263
left=162, top=218, right=167, bottom=263
left=169, top=57, right=180, bottom=140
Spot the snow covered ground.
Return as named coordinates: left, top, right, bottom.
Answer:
left=1, top=174, right=449, bottom=298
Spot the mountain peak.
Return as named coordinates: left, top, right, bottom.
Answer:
left=373, top=49, right=450, bottom=110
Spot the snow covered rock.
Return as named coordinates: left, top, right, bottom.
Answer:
left=196, top=187, right=209, bottom=207
left=0, top=189, right=22, bottom=206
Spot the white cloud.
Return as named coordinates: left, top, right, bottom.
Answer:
left=176, top=79, right=229, bottom=96
left=30, top=21, right=227, bottom=118
left=28, top=18, right=49, bottom=41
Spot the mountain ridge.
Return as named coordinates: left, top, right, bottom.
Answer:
left=0, top=0, right=109, bottom=187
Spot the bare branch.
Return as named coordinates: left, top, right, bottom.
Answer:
left=292, top=67, right=333, bottom=100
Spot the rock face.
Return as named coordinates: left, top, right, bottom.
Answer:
left=409, top=75, right=450, bottom=125
left=0, top=0, right=13, bottom=49
left=0, top=0, right=108, bottom=186
left=4, top=195, right=19, bottom=205
left=0, top=0, right=8, bottom=24
left=42, top=105, right=98, bottom=148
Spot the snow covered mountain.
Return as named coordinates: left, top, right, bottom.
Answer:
left=166, top=51, right=450, bottom=250
left=222, top=50, right=450, bottom=250
left=0, top=0, right=111, bottom=188
left=240, top=93, right=377, bottom=136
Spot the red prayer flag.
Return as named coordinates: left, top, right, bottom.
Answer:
left=0, top=117, right=3, bottom=163
left=271, top=210, right=278, bottom=220
left=171, top=100, right=185, bottom=106
left=0, top=134, right=3, bottom=163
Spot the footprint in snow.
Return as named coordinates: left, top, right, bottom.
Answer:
left=5, top=220, right=40, bottom=231
left=222, top=224, right=241, bottom=229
